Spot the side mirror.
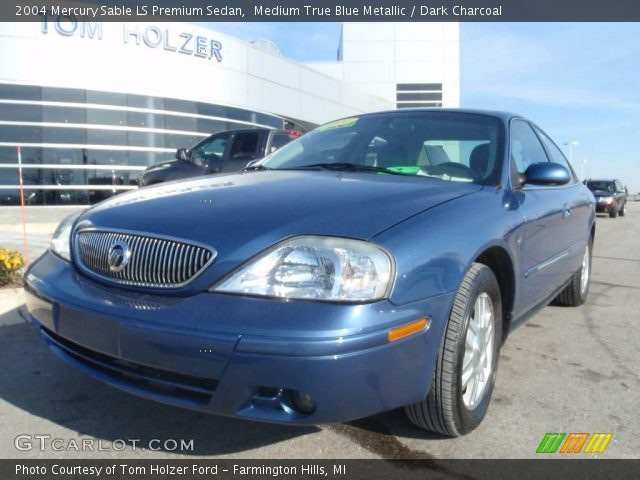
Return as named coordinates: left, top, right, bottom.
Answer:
left=523, top=162, right=571, bottom=186
left=175, top=148, right=188, bottom=162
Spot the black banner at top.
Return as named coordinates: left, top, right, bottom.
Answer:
left=5, top=0, right=640, bottom=22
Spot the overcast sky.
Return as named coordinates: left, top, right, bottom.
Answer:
left=207, top=22, right=640, bottom=193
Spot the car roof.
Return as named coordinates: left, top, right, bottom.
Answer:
left=209, top=128, right=296, bottom=134
left=352, top=108, right=523, bottom=123
left=228, top=127, right=270, bottom=133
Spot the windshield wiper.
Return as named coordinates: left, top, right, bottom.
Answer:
left=286, top=162, right=412, bottom=175
left=241, top=164, right=271, bottom=172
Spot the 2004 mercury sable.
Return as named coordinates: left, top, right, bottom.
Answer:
left=24, top=109, right=595, bottom=436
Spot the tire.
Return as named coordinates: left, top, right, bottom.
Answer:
left=609, top=208, right=618, bottom=218
left=619, top=203, right=626, bottom=217
left=553, top=239, right=592, bottom=307
left=405, top=263, right=502, bottom=436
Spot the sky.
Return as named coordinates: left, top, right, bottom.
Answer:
left=206, top=22, right=640, bottom=193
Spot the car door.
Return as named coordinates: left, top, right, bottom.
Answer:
left=189, top=133, right=231, bottom=175
left=223, top=131, right=266, bottom=173
left=533, top=125, right=592, bottom=266
left=509, top=120, right=584, bottom=316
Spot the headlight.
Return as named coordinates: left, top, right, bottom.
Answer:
left=50, top=213, right=80, bottom=261
left=213, top=236, right=394, bottom=302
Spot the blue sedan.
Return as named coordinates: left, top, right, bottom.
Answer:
left=24, top=109, right=595, bottom=436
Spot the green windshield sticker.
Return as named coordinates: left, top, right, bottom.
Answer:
left=317, top=117, right=358, bottom=132
left=386, top=166, right=421, bottom=175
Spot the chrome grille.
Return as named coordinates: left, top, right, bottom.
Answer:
left=75, top=230, right=216, bottom=288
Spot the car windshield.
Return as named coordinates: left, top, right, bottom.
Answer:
left=259, top=112, right=503, bottom=185
left=587, top=181, right=615, bottom=193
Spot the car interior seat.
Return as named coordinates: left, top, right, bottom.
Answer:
left=422, top=145, right=451, bottom=166
left=375, top=143, right=410, bottom=168
left=470, top=143, right=490, bottom=180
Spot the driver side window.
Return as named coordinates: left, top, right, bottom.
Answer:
left=510, top=121, right=551, bottom=187
left=191, top=134, right=230, bottom=168
left=510, top=121, right=549, bottom=175
left=534, top=127, right=575, bottom=183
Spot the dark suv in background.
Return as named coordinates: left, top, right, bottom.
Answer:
left=139, top=128, right=300, bottom=186
left=586, top=179, right=627, bottom=218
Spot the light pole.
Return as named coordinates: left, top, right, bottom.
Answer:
left=563, top=140, right=579, bottom=168
left=581, top=159, right=588, bottom=182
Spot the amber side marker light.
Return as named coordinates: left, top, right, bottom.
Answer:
left=388, top=318, right=429, bottom=342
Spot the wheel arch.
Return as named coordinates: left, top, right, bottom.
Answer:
left=474, top=246, right=515, bottom=343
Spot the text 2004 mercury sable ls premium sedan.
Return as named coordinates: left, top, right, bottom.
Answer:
left=24, top=110, right=595, bottom=436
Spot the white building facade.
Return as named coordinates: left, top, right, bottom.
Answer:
left=0, top=20, right=459, bottom=205
left=308, top=22, right=460, bottom=109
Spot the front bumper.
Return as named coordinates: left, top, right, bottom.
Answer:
left=595, top=199, right=616, bottom=213
left=24, top=251, right=454, bottom=425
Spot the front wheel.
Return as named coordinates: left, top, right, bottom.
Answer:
left=619, top=203, right=626, bottom=217
left=405, top=263, right=502, bottom=436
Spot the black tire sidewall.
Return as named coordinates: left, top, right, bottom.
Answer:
left=453, top=267, right=502, bottom=434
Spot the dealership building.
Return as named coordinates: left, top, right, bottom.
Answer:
left=0, top=20, right=459, bottom=205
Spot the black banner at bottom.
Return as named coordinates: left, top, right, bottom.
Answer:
left=2, top=459, right=639, bottom=480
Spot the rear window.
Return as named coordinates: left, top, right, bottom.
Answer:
left=269, top=133, right=296, bottom=153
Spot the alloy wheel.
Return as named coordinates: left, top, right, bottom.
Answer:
left=580, top=245, right=590, bottom=297
left=461, top=292, right=494, bottom=410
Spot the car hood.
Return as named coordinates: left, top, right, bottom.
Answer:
left=589, top=190, right=613, bottom=197
left=78, top=171, right=481, bottom=290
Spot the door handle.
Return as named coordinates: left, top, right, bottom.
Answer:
left=562, top=206, right=572, bottom=218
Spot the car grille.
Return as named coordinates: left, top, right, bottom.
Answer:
left=74, top=230, right=216, bottom=288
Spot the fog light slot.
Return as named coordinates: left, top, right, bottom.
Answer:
left=290, top=390, right=316, bottom=414
left=251, top=387, right=316, bottom=415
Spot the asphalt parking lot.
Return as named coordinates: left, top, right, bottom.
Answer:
left=0, top=203, right=639, bottom=459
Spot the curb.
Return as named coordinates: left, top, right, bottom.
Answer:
left=0, top=287, right=28, bottom=327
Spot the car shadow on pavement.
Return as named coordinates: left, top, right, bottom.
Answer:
left=0, top=316, right=318, bottom=456
left=326, top=410, right=447, bottom=460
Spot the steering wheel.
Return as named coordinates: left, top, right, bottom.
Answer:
left=423, top=162, right=474, bottom=179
